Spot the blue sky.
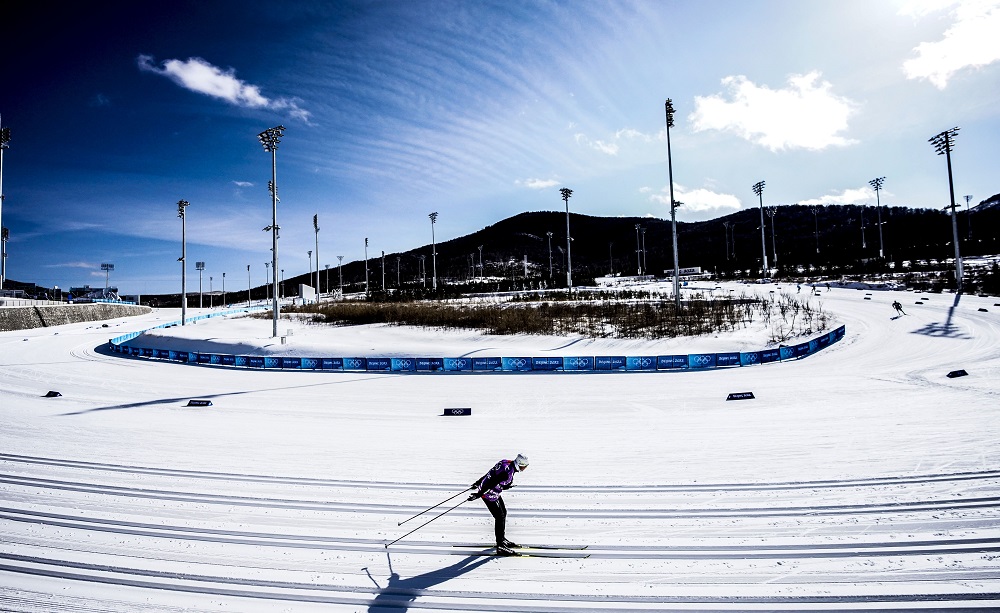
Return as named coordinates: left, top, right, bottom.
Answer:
left=1, top=0, right=998, bottom=296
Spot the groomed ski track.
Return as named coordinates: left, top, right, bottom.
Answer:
left=2, top=282, right=999, bottom=611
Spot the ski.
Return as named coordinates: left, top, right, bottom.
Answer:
left=454, top=543, right=589, bottom=551
left=468, top=549, right=590, bottom=559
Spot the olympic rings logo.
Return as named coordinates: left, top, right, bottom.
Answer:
left=346, top=358, right=364, bottom=369
left=693, top=354, right=713, bottom=365
left=509, top=358, right=528, bottom=368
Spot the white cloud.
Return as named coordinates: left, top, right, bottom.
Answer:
left=690, top=72, right=858, bottom=151
left=573, top=128, right=656, bottom=157
left=137, top=55, right=311, bottom=121
left=44, top=261, right=94, bottom=269
left=574, top=133, right=619, bottom=155
left=232, top=181, right=254, bottom=188
left=648, top=184, right=742, bottom=213
left=901, top=1, right=1000, bottom=89
left=518, top=178, right=560, bottom=190
left=800, top=186, right=876, bottom=206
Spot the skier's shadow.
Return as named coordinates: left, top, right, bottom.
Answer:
left=365, top=551, right=494, bottom=612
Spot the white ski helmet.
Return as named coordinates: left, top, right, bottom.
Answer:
left=515, top=453, right=529, bottom=469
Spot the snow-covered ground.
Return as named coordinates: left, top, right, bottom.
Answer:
left=1, top=281, right=999, bottom=611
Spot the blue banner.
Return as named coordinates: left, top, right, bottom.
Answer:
left=472, top=357, right=502, bottom=371
left=282, top=357, right=302, bottom=369
left=344, top=357, right=367, bottom=370
left=234, top=356, right=248, bottom=367
left=563, top=357, right=594, bottom=371
left=657, top=355, right=687, bottom=369
left=595, top=356, right=626, bottom=371
left=779, top=345, right=795, bottom=360
left=221, top=355, right=236, bottom=366
left=264, top=357, right=281, bottom=369
left=502, top=357, right=533, bottom=372
left=626, top=356, right=656, bottom=371
left=247, top=356, right=265, bottom=368
left=793, top=342, right=811, bottom=358
left=716, top=352, right=741, bottom=367
left=532, top=357, right=563, bottom=371
left=444, top=357, right=471, bottom=371
left=740, top=351, right=761, bottom=366
left=321, top=358, right=343, bottom=370
left=391, top=358, right=416, bottom=371
left=834, top=325, right=846, bottom=341
left=367, top=358, right=391, bottom=371
left=155, top=349, right=171, bottom=359
left=688, top=353, right=716, bottom=369
left=417, top=358, right=444, bottom=371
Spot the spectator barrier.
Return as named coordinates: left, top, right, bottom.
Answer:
left=109, top=311, right=845, bottom=374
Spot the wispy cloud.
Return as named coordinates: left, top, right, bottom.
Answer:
left=901, top=0, right=1000, bottom=89
left=137, top=55, right=311, bottom=122
left=647, top=184, right=742, bottom=213
left=232, top=181, right=254, bottom=187
left=517, top=178, right=560, bottom=190
left=690, top=72, right=858, bottom=151
left=800, top=186, right=877, bottom=206
left=573, top=128, right=656, bottom=157
left=43, top=261, right=95, bottom=269
left=89, top=93, right=111, bottom=108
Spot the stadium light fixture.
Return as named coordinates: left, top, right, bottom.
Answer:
left=752, top=181, right=768, bottom=277
left=560, top=188, right=573, bottom=290
left=429, top=212, right=438, bottom=291
left=195, top=261, right=205, bottom=308
left=0, top=117, right=10, bottom=290
left=257, top=124, right=285, bottom=337
left=928, top=127, right=963, bottom=291
left=665, top=99, right=680, bottom=308
left=868, top=177, right=886, bottom=258
left=177, top=200, right=190, bottom=325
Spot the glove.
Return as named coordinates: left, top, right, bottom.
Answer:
left=467, top=492, right=480, bottom=501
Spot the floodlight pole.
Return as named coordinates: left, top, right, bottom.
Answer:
left=723, top=222, right=731, bottom=260
left=101, top=263, right=114, bottom=294
left=326, top=263, right=330, bottom=294
left=752, top=181, right=768, bottom=277
left=257, top=124, right=284, bottom=337
left=264, top=262, right=270, bottom=301
left=337, top=255, right=344, bottom=293
left=869, top=177, right=885, bottom=258
left=313, top=214, right=320, bottom=299
left=177, top=200, right=190, bottom=325
left=964, top=194, right=973, bottom=240
left=307, top=250, right=312, bottom=298
left=222, top=272, right=226, bottom=307
left=929, top=127, right=964, bottom=291
left=195, top=261, right=205, bottom=308
left=429, top=212, right=438, bottom=291
left=247, top=265, right=251, bottom=307
left=560, top=188, right=573, bottom=291
left=0, top=117, right=10, bottom=291
left=664, top=99, right=680, bottom=308
left=634, top=224, right=642, bottom=274
left=543, top=232, right=552, bottom=280
left=477, top=245, right=483, bottom=281
left=209, top=277, right=213, bottom=308
left=364, top=238, right=370, bottom=297
left=810, top=207, right=820, bottom=254
left=608, top=241, right=614, bottom=275
left=766, top=207, right=778, bottom=264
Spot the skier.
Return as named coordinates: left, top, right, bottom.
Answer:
left=892, top=300, right=906, bottom=316
left=468, top=454, right=529, bottom=556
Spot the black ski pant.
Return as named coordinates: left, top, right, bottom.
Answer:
left=484, top=496, right=507, bottom=545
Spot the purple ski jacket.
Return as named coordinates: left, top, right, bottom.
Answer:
left=473, top=459, right=519, bottom=502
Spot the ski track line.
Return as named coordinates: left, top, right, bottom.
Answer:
left=2, top=555, right=1000, bottom=612
left=4, top=506, right=999, bottom=559
left=6, top=452, right=1000, bottom=491
left=4, top=472, right=1000, bottom=517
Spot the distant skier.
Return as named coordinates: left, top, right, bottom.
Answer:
left=825, top=282, right=831, bottom=292
left=797, top=284, right=802, bottom=293
left=468, top=454, right=529, bottom=556
left=892, top=300, right=906, bottom=316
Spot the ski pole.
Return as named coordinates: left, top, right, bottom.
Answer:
left=385, top=497, right=470, bottom=548
left=398, top=487, right=474, bottom=526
